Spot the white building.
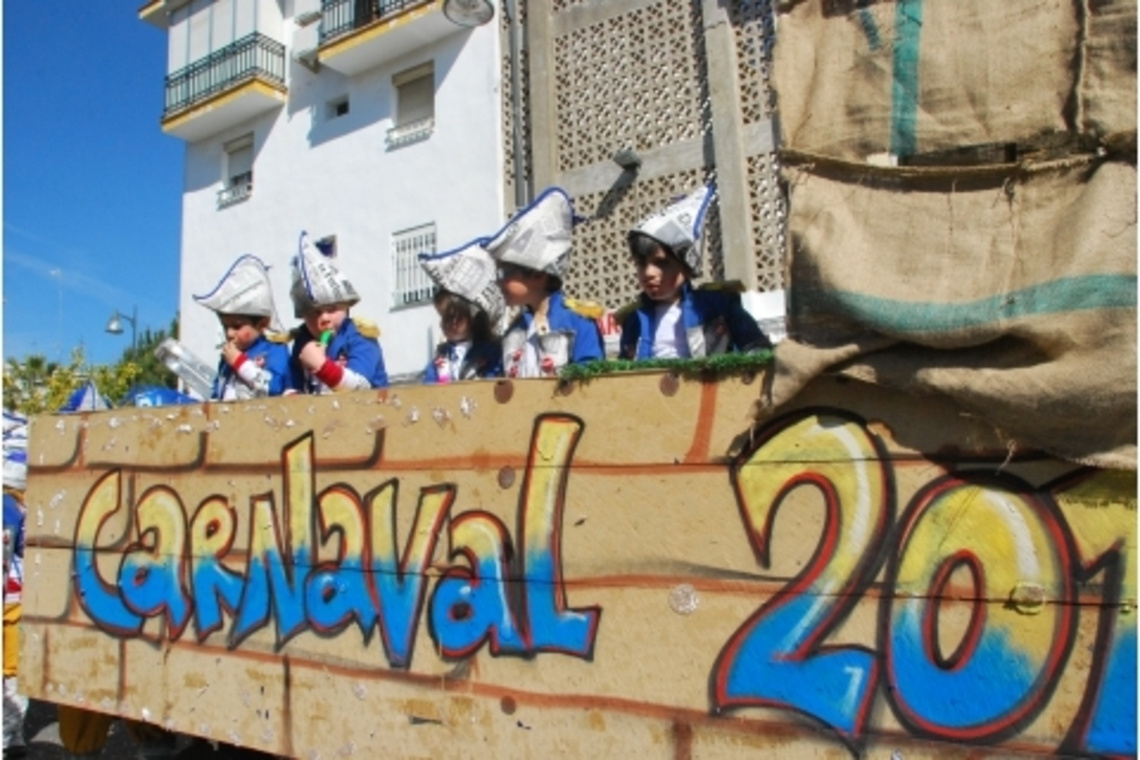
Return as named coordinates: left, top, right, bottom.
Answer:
left=140, top=0, right=507, bottom=381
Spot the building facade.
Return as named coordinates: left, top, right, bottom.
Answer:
left=141, top=0, right=507, bottom=380
left=142, top=0, right=791, bottom=382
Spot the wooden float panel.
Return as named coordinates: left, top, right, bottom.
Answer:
left=19, top=373, right=1137, bottom=757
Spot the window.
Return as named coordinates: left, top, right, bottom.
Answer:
left=387, top=62, right=434, bottom=148
left=328, top=95, right=349, bottom=119
left=391, top=223, right=436, bottom=307
left=218, top=134, right=254, bottom=207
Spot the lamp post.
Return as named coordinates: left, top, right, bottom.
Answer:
left=442, top=0, right=529, bottom=209
left=105, top=306, right=138, bottom=356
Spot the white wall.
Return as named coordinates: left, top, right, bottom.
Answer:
left=177, top=21, right=505, bottom=381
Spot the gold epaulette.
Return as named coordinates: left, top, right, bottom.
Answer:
left=265, top=331, right=292, bottom=344
left=697, top=279, right=746, bottom=294
left=354, top=318, right=382, bottom=339
left=613, top=299, right=640, bottom=325
left=563, top=297, right=605, bottom=320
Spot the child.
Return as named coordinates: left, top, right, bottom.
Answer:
left=619, top=186, right=771, bottom=359
left=289, top=232, right=389, bottom=393
left=193, top=254, right=290, bottom=400
left=418, top=240, right=504, bottom=382
left=485, top=187, right=604, bottom=378
left=2, top=431, right=26, bottom=757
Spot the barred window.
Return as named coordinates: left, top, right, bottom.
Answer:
left=391, top=223, right=436, bottom=307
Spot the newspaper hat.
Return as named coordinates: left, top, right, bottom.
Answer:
left=290, top=231, right=360, bottom=317
left=193, top=254, right=285, bottom=332
left=2, top=414, right=27, bottom=491
left=630, top=185, right=714, bottom=277
left=3, top=448, right=26, bottom=491
left=2, top=412, right=27, bottom=443
left=419, top=239, right=505, bottom=324
left=485, top=187, right=579, bottom=279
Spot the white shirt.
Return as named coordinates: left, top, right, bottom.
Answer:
left=522, top=321, right=543, bottom=377
left=652, top=302, right=690, bottom=358
left=438, top=340, right=471, bottom=382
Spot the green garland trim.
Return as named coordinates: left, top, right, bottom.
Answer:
left=558, top=350, right=775, bottom=382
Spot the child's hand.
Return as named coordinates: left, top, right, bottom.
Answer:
left=221, top=341, right=244, bottom=367
left=298, top=341, right=328, bottom=371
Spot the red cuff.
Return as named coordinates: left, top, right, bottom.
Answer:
left=232, top=352, right=249, bottom=371
left=314, top=359, right=344, bottom=388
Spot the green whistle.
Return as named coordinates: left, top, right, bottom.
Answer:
left=320, top=330, right=333, bottom=347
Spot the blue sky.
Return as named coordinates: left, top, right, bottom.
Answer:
left=4, top=3, right=184, bottom=367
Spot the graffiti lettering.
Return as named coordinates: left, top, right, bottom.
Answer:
left=72, top=414, right=599, bottom=668
left=711, top=411, right=892, bottom=741
left=712, top=408, right=1136, bottom=755
left=429, top=415, right=600, bottom=659
left=883, top=474, right=1075, bottom=741
left=120, top=485, right=193, bottom=639
left=61, top=402, right=1135, bottom=755
left=1054, top=470, right=1138, bottom=757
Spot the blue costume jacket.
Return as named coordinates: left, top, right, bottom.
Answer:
left=501, top=291, right=604, bottom=378
left=290, top=318, right=389, bottom=393
left=423, top=340, right=503, bottom=383
left=619, top=283, right=771, bottom=359
left=4, top=492, right=25, bottom=605
left=3, top=493, right=24, bottom=561
left=211, top=334, right=290, bottom=400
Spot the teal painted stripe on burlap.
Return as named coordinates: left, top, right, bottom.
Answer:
left=890, top=0, right=923, bottom=157
left=857, top=8, right=882, bottom=51
left=822, top=275, right=1137, bottom=334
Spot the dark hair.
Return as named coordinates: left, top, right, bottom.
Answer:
left=627, top=232, right=692, bottom=277
left=218, top=313, right=269, bottom=326
left=433, top=289, right=493, bottom=343
left=542, top=273, right=563, bottom=293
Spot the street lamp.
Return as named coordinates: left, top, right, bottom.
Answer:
left=442, top=0, right=494, bottom=26
left=105, top=306, right=138, bottom=355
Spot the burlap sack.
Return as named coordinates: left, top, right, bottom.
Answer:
left=773, top=0, right=1135, bottom=161
left=763, top=156, right=1136, bottom=469
left=1081, top=0, right=1138, bottom=143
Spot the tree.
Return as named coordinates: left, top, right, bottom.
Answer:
left=3, top=348, right=140, bottom=415
left=116, top=314, right=180, bottom=390
left=3, top=314, right=186, bottom=415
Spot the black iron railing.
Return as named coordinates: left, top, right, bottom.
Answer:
left=164, top=33, right=286, bottom=117
left=319, top=0, right=429, bottom=45
left=217, top=171, right=253, bottom=208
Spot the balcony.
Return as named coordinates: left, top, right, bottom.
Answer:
left=162, top=33, right=287, bottom=142
left=138, top=0, right=192, bottom=30
left=217, top=172, right=254, bottom=208
left=386, top=116, right=435, bottom=149
left=316, top=0, right=461, bottom=77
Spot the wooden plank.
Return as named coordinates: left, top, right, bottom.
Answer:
left=19, top=372, right=1137, bottom=757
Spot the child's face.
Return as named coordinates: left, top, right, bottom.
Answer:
left=302, top=304, right=349, bottom=337
left=498, top=263, right=547, bottom=308
left=636, top=244, right=687, bottom=304
left=437, top=304, right=473, bottom=343
left=219, top=315, right=267, bottom=351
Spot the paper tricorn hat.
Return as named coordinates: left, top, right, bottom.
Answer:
left=485, top=187, right=580, bottom=279
left=290, top=231, right=360, bottom=317
left=3, top=447, right=26, bottom=491
left=193, top=254, right=285, bottom=332
left=629, top=185, right=714, bottom=276
left=419, top=240, right=505, bottom=324
left=2, top=413, right=27, bottom=491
